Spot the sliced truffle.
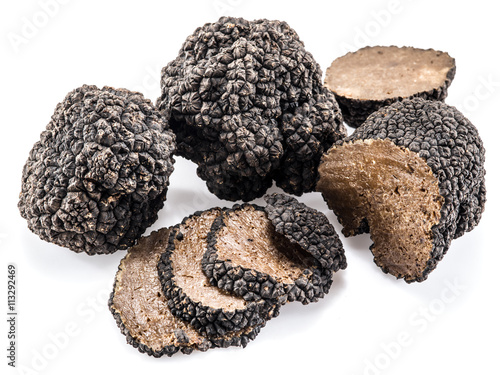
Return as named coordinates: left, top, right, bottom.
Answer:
left=325, top=46, right=456, bottom=127
left=317, top=98, right=486, bottom=282
left=109, top=228, right=260, bottom=357
left=157, top=208, right=277, bottom=337
left=18, top=85, right=176, bottom=254
left=203, top=193, right=347, bottom=304
left=157, top=17, right=345, bottom=201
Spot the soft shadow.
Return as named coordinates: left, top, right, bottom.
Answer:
left=344, top=232, right=373, bottom=252
left=260, top=270, right=348, bottom=339
left=20, top=228, right=125, bottom=282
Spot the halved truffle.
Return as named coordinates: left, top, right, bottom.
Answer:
left=109, top=228, right=260, bottom=357
left=324, top=46, right=456, bottom=127
left=203, top=193, right=347, bottom=304
left=157, top=208, right=277, bottom=337
left=157, top=17, right=345, bottom=201
left=18, top=85, right=176, bottom=254
left=317, top=98, right=486, bottom=282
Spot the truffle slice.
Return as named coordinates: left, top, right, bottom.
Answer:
left=109, top=228, right=261, bottom=357
left=158, top=208, right=276, bottom=337
left=18, top=85, right=176, bottom=254
left=158, top=17, right=345, bottom=201
left=203, top=193, right=347, bottom=304
left=317, top=98, right=486, bottom=282
left=324, top=46, right=455, bottom=127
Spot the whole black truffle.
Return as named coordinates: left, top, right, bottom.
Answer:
left=19, top=85, right=176, bottom=255
left=157, top=17, right=345, bottom=201
left=317, top=98, right=486, bottom=282
left=203, top=193, right=347, bottom=305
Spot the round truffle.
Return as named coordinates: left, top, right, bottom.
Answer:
left=203, top=193, right=347, bottom=304
left=157, top=208, right=277, bottom=337
left=157, top=17, right=345, bottom=201
left=317, top=98, right=486, bottom=282
left=109, top=228, right=261, bottom=357
left=325, top=46, right=456, bottom=127
left=18, top=85, right=176, bottom=255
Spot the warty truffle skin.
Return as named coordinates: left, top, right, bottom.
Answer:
left=18, top=85, right=176, bottom=255
left=318, top=98, right=486, bottom=282
left=157, top=17, right=345, bottom=201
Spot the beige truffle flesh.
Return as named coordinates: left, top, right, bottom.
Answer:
left=317, top=139, right=443, bottom=281
left=324, top=46, right=455, bottom=127
left=157, top=208, right=275, bottom=337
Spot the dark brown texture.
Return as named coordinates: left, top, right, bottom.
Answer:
left=157, top=17, right=345, bottom=201
left=318, top=139, right=442, bottom=280
left=317, top=98, right=486, bottom=282
left=325, top=46, right=455, bottom=127
left=19, top=85, right=176, bottom=254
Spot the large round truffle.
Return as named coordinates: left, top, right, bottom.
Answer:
left=203, top=193, right=347, bottom=305
left=325, top=46, right=456, bottom=127
left=18, top=85, right=176, bottom=255
left=157, top=17, right=345, bottom=201
left=316, top=98, right=486, bottom=282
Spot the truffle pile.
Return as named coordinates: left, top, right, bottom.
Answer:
left=109, top=193, right=346, bottom=356
left=18, top=14, right=487, bottom=360
left=157, top=17, right=346, bottom=201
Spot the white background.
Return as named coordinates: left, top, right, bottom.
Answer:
left=1, top=1, right=499, bottom=374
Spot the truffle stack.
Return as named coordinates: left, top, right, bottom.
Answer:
left=109, top=193, right=346, bottom=356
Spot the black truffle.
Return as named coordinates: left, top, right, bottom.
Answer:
left=157, top=208, right=277, bottom=338
left=317, top=98, right=486, bottom=282
left=109, top=228, right=261, bottom=357
left=18, top=85, right=176, bottom=255
left=157, top=17, right=345, bottom=201
left=202, top=193, right=347, bottom=304
left=324, top=46, right=456, bottom=127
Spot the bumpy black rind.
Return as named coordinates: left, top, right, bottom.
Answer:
left=157, top=17, right=345, bottom=201
left=110, top=285, right=262, bottom=357
left=264, top=193, right=347, bottom=301
left=157, top=208, right=275, bottom=337
left=327, top=48, right=456, bottom=128
left=322, top=98, right=486, bottom=282
left=203, top=205, right=287, bottom=308
left=203, top=193, right=346, bottom=305
left=18, top=85, right=176, bottom=254
left=108, top=229, right=262, bottom=357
